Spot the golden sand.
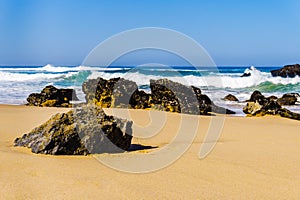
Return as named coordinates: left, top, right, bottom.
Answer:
left=0, top=105, right=300, bottom=199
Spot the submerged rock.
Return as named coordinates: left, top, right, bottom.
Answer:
left=243, top=91, right=300, bottom=120
left=14, top=104, right=133, bottom=155
left=223, top=94, right=239, bottom=102
left=26, top=85, right=78, bottom=107
left=271, top=64, right=300, bottom=78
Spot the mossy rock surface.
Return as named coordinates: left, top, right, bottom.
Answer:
left=14, top=104, right=133, bottom=155
left=27, top=85, right=78, bottom=107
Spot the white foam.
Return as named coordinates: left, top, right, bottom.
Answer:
left=0, top=64, right=129, bottom=73
left=88, top=66, right=300, bottom=89
left=0, top=71, right=67, bottom=82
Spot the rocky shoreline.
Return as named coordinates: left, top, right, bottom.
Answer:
left=15, top=65, right=300, bottom=155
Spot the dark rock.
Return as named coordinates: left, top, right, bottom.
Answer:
left=248, top=90, right=264, bottom=102
left=271, top=64, right=300, bottom=78
left=267, top=96, right=278, bottom=101
left=111, top=78, right=140, bottom=108
left=277, top=108, right=300, bottom=120
left=26, top=85, right=78, bottom=107
left=291, top=93, right=300, bottom=102
left=241, top=72, right=251, bottom=77
left=150, top=79, right=199, bottom=114
left=211, top=104, right=236, bottom=114
left=246, top=90, right=269, bottom=105
left=243, top=91, right=300, bottom=120
left=223, top=94, right=239, bottom=102
left=195, top=94, right=212, bottom=115
left=277, top=93, right=297, bottom=106
left=82, top=77, right=144, bottom=108
left=14, top=104, right=133, bottom=155
left=129, top=90, right=152, bottom=109
left=191, top=86, right=201, bottom=97
left=82, top=77, right=120, bottom=107
left=191, top=86, right=235, bottom=114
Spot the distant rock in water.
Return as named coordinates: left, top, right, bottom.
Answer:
left=271, top=64, right=300, bottom=78
left=83, top=77, right=235, bottom=115
left=241, top=66, right=259, bottom=77
left=14, top=104, right=133, bottom=155
left=223, top=94, right=239, bottom=102
left=26, top=85, right=78, bottom=107
left=241, top=72, right=251, bottom=77
left=243, top=91, right=300, bottom=120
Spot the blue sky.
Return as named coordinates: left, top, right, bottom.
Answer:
left=1, top=0, right=300, bottom=66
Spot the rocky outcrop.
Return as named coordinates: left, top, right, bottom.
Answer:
left=26, top=85, right=78, bottom=107
left=83, top=77, right=235, bottom=115
left=271, top=64, right=300, bottom=78
left=14, top=105, right=133, bottom=155
left=223, top=94, right=239, bottom=102
left=243, top=91, right=300, bottom=120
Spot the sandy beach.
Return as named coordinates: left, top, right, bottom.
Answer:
left=0, top=104, right=299, bottom=199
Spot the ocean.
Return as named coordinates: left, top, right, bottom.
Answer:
left=1, top=64, right=300, bottom=115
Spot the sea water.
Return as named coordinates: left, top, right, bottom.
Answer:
left=1, top=64, right=299, bottom=115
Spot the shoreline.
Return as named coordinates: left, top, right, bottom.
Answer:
left=1, top=104, right=300, bottom=198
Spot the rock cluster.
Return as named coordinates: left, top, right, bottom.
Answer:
left=82, top=77, right=235, bottom=115
left=14, top=104, right=133, bottom=155
left=26, top=85, right=78, bottom=107
left=243, top=91, right=300, bottom=120
left=271, top=64, right=300, bottom=78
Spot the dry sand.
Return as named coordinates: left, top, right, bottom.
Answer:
left=0, top=104, right=300, bottom=199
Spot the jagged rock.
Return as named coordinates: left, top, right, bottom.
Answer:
left=82, top=77, right=144, bottom=108
left=271, top=64, right=300, bottom=78
left=150, top=79, right=199, bottom=114
left=243, top=91, right=300, bottom=120
left=82, top=77, right=120, bottom=107
left=111, top=78, right=140, bottom=108
left=191, top=86, right=201, bottom=97
left=129, top=90, right=152, bottom=109
left=277, top=93, right=297, bottom=105
left=14, top=105, right=133, bottom=155
left=223, top=94, right=239, bottom=102
left=26, top=85, right=78, bottom=107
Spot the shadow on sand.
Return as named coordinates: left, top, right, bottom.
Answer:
left=128, top=144, right=158, bottom=151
